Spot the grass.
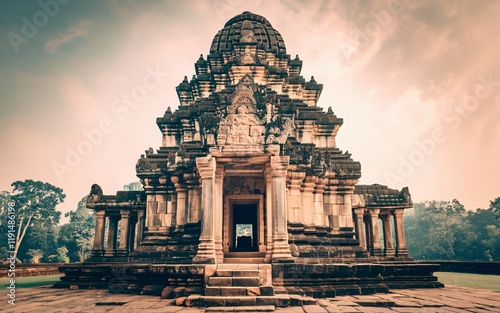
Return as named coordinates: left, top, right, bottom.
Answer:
left=0, top=274, right=63, bottom=289
left=436, top=272, right=500, bottom=291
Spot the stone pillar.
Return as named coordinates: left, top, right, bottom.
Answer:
left=313, top=177, right=326, bottom=227
left=160, top=193, right=173, bottom=227
left=172, top=176, right=187, bottom=227
left=328, top=183, right=341, bottom=234
left=393, top=209, right=409, bottom=257
left=270, top=156, right=293, bottom=261
left=340, top=192, right=355, bottom=229
left=287, top=171, right=305, bottom=223
left=185, top=172, right=200, bottom=223
left=364, top=215, right=372, bottom=251
left=136, top=210, right=145, bottom=247
left=214, top=164, right=224, bottom=262
left=381, top=214, right=395, bottom=257
left=93, top=210, right=106, bottom=251
left=265, top=164, right=273, bottom=261
left=353, top=208, right=366, bottom=249
left=368, top=208, right=383, bottom=256
left=128, top=216, right=137, bottom=251
left=145, top=193, right=161, bottom=229
left=301, top=176, right=316, bottom=227
left=107, top=216, right=119, bottom=250
left=119, top=210, right=130, bottom=251
left=193, top=156, right=217, bottom=263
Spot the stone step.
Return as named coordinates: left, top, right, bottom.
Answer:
left=216, top=269, right=260, bottom=277
left=208, top=276, right=261, bottom=287
left=189, top=295, right=287, bottom=307
left=223, top=258, right=266, bottom=264
left=206, top=286, right=274, bottom=297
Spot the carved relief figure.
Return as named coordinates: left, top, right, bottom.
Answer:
left=217, top=75, right=265, bottom=146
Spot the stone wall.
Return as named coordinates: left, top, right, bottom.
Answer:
left=0, top=263, right=63, bottom=278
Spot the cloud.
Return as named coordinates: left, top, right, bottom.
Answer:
left=45, top=19, right=93, bottom=53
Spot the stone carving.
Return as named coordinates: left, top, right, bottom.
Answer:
left=265, top=116, right=293, bottom=144
left=217, top=75, right=265, bottom=146
left=240, top=20, right=256, bottom=43
left=87, top=184, right=103, bottom=203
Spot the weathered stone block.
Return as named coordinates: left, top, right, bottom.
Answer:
left=260, top=286, right=274, bottom=296
left=233, top=277, right=260, bottom=287
left=208, top=277, right=232, bottom=286
left=205, top=286, right=221, bottom=296
left=257, top=296, right=278, bottom=306
left=247, top=287, right=261, bottom=296
left=220, top=287, right=248, bottom=297
left=232, top=270, right=260, bottom=277
left=215, top=269, right=233, bottom=277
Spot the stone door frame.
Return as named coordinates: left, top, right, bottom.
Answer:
left=223, top=194, right=265, bottom=254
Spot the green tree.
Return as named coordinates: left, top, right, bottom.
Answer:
left=123, top=181, right=143, bottom=191
left=10, top=180, right=65, bottom=262
left=58, top=197, right=95, bottom=262
left=405, top=199, right=473, bottom=260
left=26, top=249, right=43, bottom=264
left=17, top=222, right=59, bottom=263
left=0, top=190, right=13, bottom=259
left=491, top=197, right=500, bottom=220
left=465, top=207, right=500, bottom=261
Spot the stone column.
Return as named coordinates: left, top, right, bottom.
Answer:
left=393, top=209, right=409, bottom=257
left=270, top=156, right=293, bottom=261
left=136, top=210, right=145, bottom=247
left=313, top=177, right=326, bottom=227
left=193, top=156, right=217, bottom=263
left=145, top=192, right=161, bottom=229
left=340, top=192, right=355, bottom=229
left=214, top=164, right=224, bottom=262
left=368, top=208, right=383, bottom=256
left=172, top=176, right=187, bottom=227
left=301, top=176, right=316, bottom=227
left=287, top=171, right=305, bottom=223
left=265, top=164, right=273, bottom=261
left=185, top=172, right=200, bottom=223
left=119, top=210, right=130, bottom=251
left=381, top=214, right=395, bottom=257
left=364, top=215, right=372, bottom=251
left=353, top=208, right=366, bottom=249
left=328, top=182, right=341, bottom=234
left=107, top=216, right=119, bottom=250
left=128, top=216, right=137, bottom=251
left=93, top=210, right=106, bottom=251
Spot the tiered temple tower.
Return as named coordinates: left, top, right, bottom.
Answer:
left=57, top=12, right=442, bottom=304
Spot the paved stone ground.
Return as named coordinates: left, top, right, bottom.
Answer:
left=1, top=286, right=499, bottom=312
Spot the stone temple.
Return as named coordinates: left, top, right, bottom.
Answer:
left=56, top=12, right=442, bottom=306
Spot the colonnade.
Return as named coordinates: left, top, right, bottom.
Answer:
left=92, top=209, right=144, bottom=257
left=353, top=208, right=409, bottom=257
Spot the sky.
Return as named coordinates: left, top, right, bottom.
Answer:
left=0, top=0, right=499, bottom=223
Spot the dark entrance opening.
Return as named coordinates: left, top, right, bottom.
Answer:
left=231, top=203, right=258, bottom=252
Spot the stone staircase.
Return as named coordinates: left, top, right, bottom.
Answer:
left=185, top=264, right=287, bottom=307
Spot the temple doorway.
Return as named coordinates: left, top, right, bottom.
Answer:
left=232, top=203, right=258, bottom=252
left=223, top=194, right=265, bottom=254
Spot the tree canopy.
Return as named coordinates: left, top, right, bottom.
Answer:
left=405, top=199, right=500, bottom=261
left=8, top=180, right=65, bottom=261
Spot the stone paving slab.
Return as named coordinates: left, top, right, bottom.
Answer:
left=0, top=286, right=499, bottom=312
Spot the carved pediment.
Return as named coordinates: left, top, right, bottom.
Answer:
left=217, top=75, right=265, bottom=146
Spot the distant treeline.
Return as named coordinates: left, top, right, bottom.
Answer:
left=405, top=198, right=500, bottom=261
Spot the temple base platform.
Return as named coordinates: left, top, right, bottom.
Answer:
left=54, top=261, right=443, bottom=307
